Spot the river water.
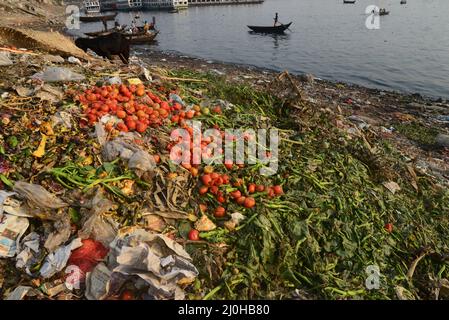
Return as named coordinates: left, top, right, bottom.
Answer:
left=73, top=0, right=449, bottom=99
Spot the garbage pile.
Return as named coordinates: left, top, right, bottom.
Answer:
left=1, top=43, right=449, bottom=300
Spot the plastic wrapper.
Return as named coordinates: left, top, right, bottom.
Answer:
left=31, top=67, right=85, bottom=82
left=13, top=181, right=68, bottom=210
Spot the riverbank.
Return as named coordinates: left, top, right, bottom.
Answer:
left=1, top=22, right=449, bottom=300
left=0, top=1, right=66, bottom=31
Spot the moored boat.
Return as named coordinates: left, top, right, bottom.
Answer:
left=247, top=22, right=292, bottom=34
left=79, top=12, right=118, bottom=23
left=343, top=0, right=356, bottom=4
left=126, top=31, right=159, bottom=45
left=84, top=29, right=159, bottom=45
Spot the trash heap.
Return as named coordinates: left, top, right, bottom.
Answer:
left=1, top=48, right=449, bottom=300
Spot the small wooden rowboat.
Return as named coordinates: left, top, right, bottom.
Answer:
left=127, top=31, right=159, bottom=45
left=379, top=10, right=390, bottom=16
left=79, top=12, right=118, bottom=23
left=84, top=24, right=159, bottom=37
left=247, top=22, right=292, bottom=34
left=84, top=30, right=159, bottom=45
left=343, top=0, right=356, bottom=4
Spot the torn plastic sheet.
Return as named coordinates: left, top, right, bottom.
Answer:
left=44, top=214, right=72, bottom=253
left=101, top=133, right=156, bottom=177
left=108, top=229, right=199, bottom=300
left=0, top=214, right=29, bottom=258
left=13, top=181, right=68, bottom=210
left=40, top=238, right=83, bottom=279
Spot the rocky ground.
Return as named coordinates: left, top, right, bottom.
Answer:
left=0, top=0, right=66, bottom=30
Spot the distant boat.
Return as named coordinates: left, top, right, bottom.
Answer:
left=343, top=0, right=356, bottom=4
left=247, top=22, right=292, bottom=34
left=169, top=8, right=179, bottom=13
left=400, top=0, right=407, bottom=4
left=79, top=12, right=118, bottom=23
left=379, top=9, right=390, bottom=16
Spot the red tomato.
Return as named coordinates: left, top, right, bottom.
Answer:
left=209, top=186, right=219, bottom=195
left=256, top=185, right=265, bottom=192
left=236, top=196, right=246, bottom=206
left=248, top=183, right=256, bottom=194
left=201, top=174, right=212, bottom=186
left=385, top=223, right=393, bottom=233
left=199, top=186, right=208, bottom=195
left=244, top=197, right=256, bottom=208
left=214, top=206, right=226, bottom=218
left=116, top=110, right=126, bottom=119
left=188, top=229, right=200, bottom=241
left=230, top=190, right=242, bottom=199
left=136, top=122, right=147, bottom=133
left=216, top=194, right=226, bottom=203
left=273, top=185, right=283, bottom=195
left=126, top=120, right=137, bottom=131
left=121, top=290, right=134, bottom=300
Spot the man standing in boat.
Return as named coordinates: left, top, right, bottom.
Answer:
left=274, top=13, right=279, bottom=27
left=102, top=17, right=108, bottom=31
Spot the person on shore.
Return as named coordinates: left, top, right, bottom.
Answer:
left=274, top=13, right=279, bottom=27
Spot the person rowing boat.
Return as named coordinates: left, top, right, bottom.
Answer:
left=274, top=13, right=279, bottom=27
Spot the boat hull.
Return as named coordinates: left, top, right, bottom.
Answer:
left=79, top=13, right=118, bottom=22
left=247, top=22, right=292, bottom=34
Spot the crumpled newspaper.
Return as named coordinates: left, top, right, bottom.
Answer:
left=103, top=229, right=199, bottom=300
left=0, top=214, right=29, bottom=258
left=15, top=232, right=41, bottom=274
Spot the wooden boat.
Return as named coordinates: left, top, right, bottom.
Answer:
left=84, top=24, right=161, bottom=37
left=400, top=0, right=406, bottom=4
left=126, top=31, right=159, bottom=45
left=247, top=22, right=292, bottom=34
left=84, top=30, right=159, bottom=45
left=379, top=10, right=390, bottom=16
left=343, top=0, right=356, bottom=4
left=80, top=12, right=118, bottom=23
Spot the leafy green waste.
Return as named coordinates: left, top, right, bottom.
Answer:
left=169, top=70, right=449, bottom=300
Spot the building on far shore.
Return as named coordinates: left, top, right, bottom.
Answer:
left=112, top=0, right=188, bottom=11
left=188, top=0, right=264, bottom=5
left=95, top=0, right=261, bottom=12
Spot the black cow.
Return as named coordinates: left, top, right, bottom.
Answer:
left=75, top=32, right=130, bottom=64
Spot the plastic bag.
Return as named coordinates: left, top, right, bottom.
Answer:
left=31, top=67, right=85, bottom=82
left=44, top=214, right=72, bottom=252
left=78, top=191, right=118, bottom=246
left=0, top=52, right=13, bottom=66
left=13, top=181, right=68, bottom=210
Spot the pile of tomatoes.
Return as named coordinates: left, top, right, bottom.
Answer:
left=196, top=165, right=284, bottom=220
left=76, top=83, right=183, bottom=133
